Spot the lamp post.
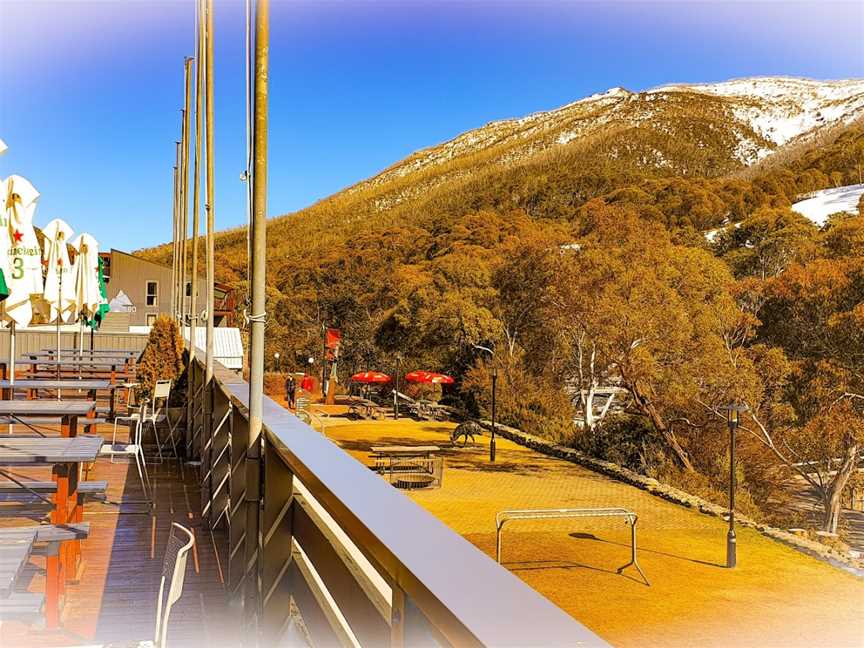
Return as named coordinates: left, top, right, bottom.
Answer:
left=273, top=352, right=280, bottom=372
left=474, top=344, right=497, bottom=462
left=724, top=403, right=748, bottom=568
left=394, top=354, right=402, bottom=420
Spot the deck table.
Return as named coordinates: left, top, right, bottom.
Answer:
left=0, top=379, right=121, bottom=419
left=26, top=352, right=135, bottom=369
left=370, top=445, right=441, bottom=457
left=0, top=528, right=37, bottom=599
left=0, top=435, right=102, bottom=627
left=19, top=358, right=131, bottom=385
left=38, top=348, right=138, bottom=357
left=0, top=401, right=97, bottom=437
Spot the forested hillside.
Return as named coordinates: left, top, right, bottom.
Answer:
left=139, top=80, right=864, bottom=533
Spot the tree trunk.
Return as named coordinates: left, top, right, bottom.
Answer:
left=627, top=380, right=695, bottom=472
left=820, top=440, right=859, bottom=534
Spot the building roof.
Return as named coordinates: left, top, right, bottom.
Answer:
left=128, top=325, right=244, bottom=370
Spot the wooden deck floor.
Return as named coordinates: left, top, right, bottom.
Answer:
left=0, top=424, right=241, bottom=647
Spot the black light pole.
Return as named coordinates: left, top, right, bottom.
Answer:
left=724, top=403, right=747, bottom=568
left=394, top=354, right=402, bottom=420
left=474, top=344, right=497, bottom=462
left=490, top=363, right=497, bottom=462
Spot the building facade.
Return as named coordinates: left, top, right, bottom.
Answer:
left=100, top=249, right=235, bottom=327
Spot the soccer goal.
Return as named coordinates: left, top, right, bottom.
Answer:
left=495, top=507, right=649, bottom=585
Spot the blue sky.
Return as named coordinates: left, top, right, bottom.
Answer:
left=1, top=0, right=862, bottom=251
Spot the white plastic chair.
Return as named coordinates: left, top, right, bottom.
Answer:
left=100, top=405, right=151, bottom=503
left=71, top=522, right=195, bottom=648
left=154, top=523, right=195, bottom=647
left=141, top=380, right=180, bottom=463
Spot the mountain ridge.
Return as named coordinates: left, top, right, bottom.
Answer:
left=329, top=76, right=864, bottom=213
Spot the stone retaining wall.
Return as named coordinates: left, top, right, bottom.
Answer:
left=475, top=419, right=864, bottom=576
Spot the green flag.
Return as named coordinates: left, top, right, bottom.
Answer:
left=85, top=256, right=110, bottom=330
left=0, top=269, right=9, bottom=302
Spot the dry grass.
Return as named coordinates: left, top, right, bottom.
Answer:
left=325, top=418, right=864, bottom=648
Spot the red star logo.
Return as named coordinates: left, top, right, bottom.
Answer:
left=12, top=230, right=23, bottom=243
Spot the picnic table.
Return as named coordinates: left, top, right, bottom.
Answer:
left=0, top=400, right=97, bottom=437
left=39, top=348, right=138, bottom=356
left=349, top=398, right=386, bottom=420
left=0, top=527, right=37, bottom=599
left=0, top=379, right=122, bottom=419
left=18, top=358, right=131, bottom=384
left=370, top=446, right=443, bottom=489
left=26, top=351, right=136, bottom=366
left=0, top=435, right=102, bottom=627
left=370, top=445, right=441, bottom=457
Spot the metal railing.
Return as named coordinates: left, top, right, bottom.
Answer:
left=185, top=350, right=606, bottom=647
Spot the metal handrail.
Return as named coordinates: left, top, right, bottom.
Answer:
left=193, top=351, right=606, bottom=646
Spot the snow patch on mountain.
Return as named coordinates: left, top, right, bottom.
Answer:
left=791, top=184, right=864, bottom=226
left=655, top=77, right=864, bottom=162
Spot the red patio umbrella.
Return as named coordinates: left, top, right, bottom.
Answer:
left=428, top=373, right=455, bottom=385
left=405, top=370, right=454, bottom=385
left=405, top=370, right=433, bottom=383
left=351, top=371, right=391, bottom=384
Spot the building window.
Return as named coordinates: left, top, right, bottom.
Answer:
left=146, top=313, right=157, bottom=326
left=186, top=281, right=192, bottom=297
left=145, top=281, right=158, bottom=306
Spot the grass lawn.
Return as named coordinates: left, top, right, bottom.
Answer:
left=324, top=418, right=864, bottom=648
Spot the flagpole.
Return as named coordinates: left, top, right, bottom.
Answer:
left=188, top=0, right=204, bottom=448
left=181, top=58, right=192, bottom=331
left=245, top=0, right=269, bottom=636
left=172, top=160, right=179, bottom=319
left=204, top=0, right=215, bottom=384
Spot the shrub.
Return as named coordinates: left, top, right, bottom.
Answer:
left=137, top=315, right=185, bottom=401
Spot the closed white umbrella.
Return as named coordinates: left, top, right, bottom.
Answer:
left=71, top=233, right=101, bottom=319
left=42, top=219, right=76, bottom=323
left=3, top=174, right=43, bottom=326
left=42, top=219, right=75, bottom=385
left=72, top=233, right=101, bottom=354
left=2, top=174, right=43, bottom=388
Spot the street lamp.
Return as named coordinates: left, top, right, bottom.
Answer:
left=473, top=344, right=497, bottom=462
left=394, top=354, right=402, bottom=420
left=273, top=352, right=280, bottom=372
left=724, top=402, right=748, bottom=568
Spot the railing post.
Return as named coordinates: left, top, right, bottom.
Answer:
left=259, top=441, right=294, bottom=644
left=391, top=587, right=443, bottom=648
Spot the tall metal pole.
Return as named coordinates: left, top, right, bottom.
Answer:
left=245, top=0, right=269, bottom=638
left=175, top=140, right=182, bottom=318
left=181, top=57, right=193, bottom=330
left=204, top=0, right=215, bottom=383
left=172, top=158, right=179, bottom=319
left=178, top=109, right=187, bottom=324
left=727, top=412, right=737, bottom=568
left=188, top=0, right=204, bottom=443
left=491, top=365, right=497, bottom=462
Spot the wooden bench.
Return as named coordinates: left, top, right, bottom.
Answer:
left=0, top=523, right=92, bottom=557
left=0, top=416, right=108, bottom=427
left=0, top=482, right=107, bottom=518
left=0, top=592, right=44, bottom=623
left=0, top=480, right=108, bottom=501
